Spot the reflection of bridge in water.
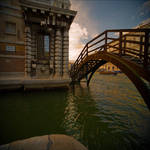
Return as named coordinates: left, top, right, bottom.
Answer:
left=70, top=29, right=150, bottom=110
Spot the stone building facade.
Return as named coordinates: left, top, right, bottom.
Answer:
left=0, top=0, right=76, bottom=80
left=102, top=19, right=150, bottom=72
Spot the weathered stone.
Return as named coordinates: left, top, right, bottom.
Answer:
left=25, top=38, right=31, bottom=42
left=25, top=26, right=31, bottom=32
left=50, top=64, right=53, bottom=68
left=52, top=16, right=56, bottom=25
left=50, top=45, right=54, bottom=48
left=25, top=46, right=31, bottom=51
left=63, top=38, right=68, bottom=42
left=49, top=134, right=87, bottom=150
left=55, top=53, right=62, bottom=57
left=55, top=45, right=61, bottom=49
left=61, top=21, right=66, bottom=27
left=55, top=40, right=61, bottom=44
left=27, top=67, right=31, bottom=72
left=25, top=57, right=31, bottom=61
left=32, top=64, right=36, bottom=69
left=63, top=66, right=69, bottom=70
left=26, top=55, right=32, bottom=59
left=63, top=45, right=69, bottom=49
left=63, top=41, right=69, bottom=45
left=0, top=144, right=9, bottom=150
left=26, top=50, right=32, bottom=55
left=9, top=135, right=49, bottom=150
left=55, top=63, right=61, bottom=67
left=56, top=30, right=61, bottom=36
left=63, top=62, right=69, bottom=66
left=63, top=48, right=68, bottom=51
left=63, top=53, right=68, bottom=57
left=63, top=56, right=68, bottom=60
left=63, top=30, right=69, bottom=37
left=55, top=37, right=62, bottom=41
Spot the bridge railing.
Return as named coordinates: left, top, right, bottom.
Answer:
left=70, top=29, right=150, bottom=77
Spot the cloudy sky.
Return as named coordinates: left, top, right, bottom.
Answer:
left=69, top=0, right=150, bottom=62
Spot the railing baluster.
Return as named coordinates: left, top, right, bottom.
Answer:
left=70, top=28, right=150, bottom=80
left=144, top=31, right=149, bottom=66
left=104, top=31, right=107, bottom=51
left=119, top=31, right=122, bottom=56
left=140, top=35, right=143, bottom=59
left=86, top=44, right=88, bottom=56
left=124, top=35, right=126, bottom=55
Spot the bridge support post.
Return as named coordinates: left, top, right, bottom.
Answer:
left=123, top=35, right=126, bottom=55
left=144, top=31, right=149, bottom=66
left=87, top=71, right=94, bottom=87
left=119, top=31, right=122, bottom=56
left=104, top=31, right=107, bottom=51
left=140, top=35, right=143, bottom=59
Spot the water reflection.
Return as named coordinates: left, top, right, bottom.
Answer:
left=63, top=74, right=150, bottom=150
left=0, top=90, right=68, bottom=145
left=0, top=74, right=150, bottom=150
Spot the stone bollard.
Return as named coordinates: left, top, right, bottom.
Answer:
left=0, top=134, right=88, bottom=150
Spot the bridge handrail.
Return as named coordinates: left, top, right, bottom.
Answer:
left=70, top=28, right=150, bottom=76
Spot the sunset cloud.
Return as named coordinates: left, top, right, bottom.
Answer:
left=69, top=22, right=88, bottom=61
left=69, top=0, right=100, bottom=61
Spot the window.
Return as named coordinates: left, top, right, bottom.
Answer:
left=5, top=22, right=16, bottom=34
left=112, top=66, right=114, bottom=71
left=44, top=35, right=50, bottom=56
left=6, top=45, right=16, bottom=52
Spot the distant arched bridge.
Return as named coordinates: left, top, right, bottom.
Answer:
left=70, top=29, right=150, bottom=110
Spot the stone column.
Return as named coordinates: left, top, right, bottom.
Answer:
left=54, top=28, right=62, bottom=78
left=49, top=30, right=55, bottom=77
left=62, top=29, right=69, bottom=79
left=31, top=32, right=37, bottom=60
left=25, top=26, right=32, bottom=78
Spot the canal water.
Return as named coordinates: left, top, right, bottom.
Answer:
left=0, top=73, right=150, bottom=150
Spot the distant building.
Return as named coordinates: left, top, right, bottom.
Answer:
left=69, top=61, right=74, bottom=70
left=99, top=18, right=150, bottom=73
left=0, top=0, right=76, bottom=80
left=98, top=62, right=120, bottom=73
left=135, top=18, right=150, bottom=29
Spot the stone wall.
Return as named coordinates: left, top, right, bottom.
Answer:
left=0, top=0, right=25, bottom=76
left=0, top=0, right=76, bottom=80
left=0, top=57, right=25, bottom=72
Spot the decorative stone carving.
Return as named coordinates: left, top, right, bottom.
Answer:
left=22, top=0, right=76, bottom=80
left=53, top=0, right=71, bottom=9
left=25, top=26, right=32, bottom=77
left=54, top=29, right=62, bottom=78
left=62, top=29, right=69, bottom=78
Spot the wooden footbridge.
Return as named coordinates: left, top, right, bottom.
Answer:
left=70, top=29, right=150, bottom=109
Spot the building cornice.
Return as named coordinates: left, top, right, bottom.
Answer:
left=20, top=0, right=77, bottom=17
left=0, top=10, right=23, bottom=18
left=0, top=54, right=25, bottom=59
left=0, top=40, right=24, bottom=45
left=0, top=2, right=21, bottom=11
